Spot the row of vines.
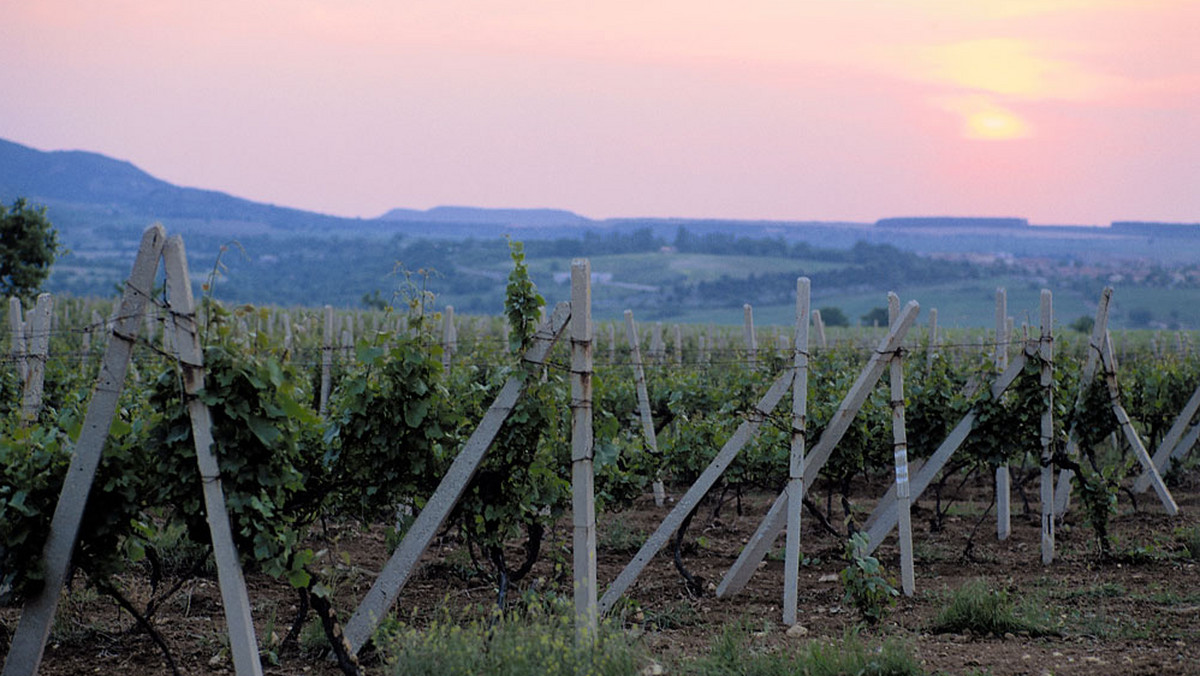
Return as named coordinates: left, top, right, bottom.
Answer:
left=1, top=253, right=1198, bottom=670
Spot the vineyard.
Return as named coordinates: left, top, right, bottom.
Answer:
left=2, top=228, right=1200, bottom=675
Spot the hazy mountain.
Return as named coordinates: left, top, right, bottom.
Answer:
left=380, top=205, right=592, bottom=227
left=0, top=137, right=364, bottom=234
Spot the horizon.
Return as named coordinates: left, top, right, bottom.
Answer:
left=2, top=1, right=1197, bottom=226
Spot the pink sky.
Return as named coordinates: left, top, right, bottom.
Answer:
left=2, top=0, right=1197, bottom=224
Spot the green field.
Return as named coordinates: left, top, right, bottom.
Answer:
left=644, top=276, right=1195, bottom=331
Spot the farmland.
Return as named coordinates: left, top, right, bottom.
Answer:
left=2, top=238, right=1200, bottom=675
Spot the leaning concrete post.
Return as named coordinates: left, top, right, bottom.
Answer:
left=625, top=311, right=664, bottom=505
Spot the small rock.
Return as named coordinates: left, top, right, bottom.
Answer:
left=819, top=573, right=839, bottom=583
left=640, top=661, right=666, bottom=676
left=1004, top=632, right=1016, bottom=641
left=786, top=624, right=810, bottom=638
left=208, top=653, right=226, bottom=667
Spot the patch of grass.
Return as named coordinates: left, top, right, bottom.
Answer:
left=680, top=623, right=924, bottom=676
left=598, top=519, right=646, bottom=553
left=376, top=596, right=643, bottom=676
left=643, top=600, right=701, bottom=630
left=1050, top=582, right=1126, bottom=600
left=929, top=580, right=1057, bottom=637
left=1175, top=524, right=1200, bottom=560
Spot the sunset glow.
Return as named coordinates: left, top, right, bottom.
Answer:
left=0, top=0, right=1196, bottom=224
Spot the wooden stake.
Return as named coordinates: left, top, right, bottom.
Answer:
left=995, top=288, right=1011, bottom=541
left=1099, top=332, right=1177, bottom=515
left=783, top=278, right=810, bottom=625
left=862, top=348, right=1034, bottom=555
left=1134, top=380, right=1200, bottom=493
left=926, top=308, right=939, bottom=371
left=1055, top=287, right=1113, bottom=516
left=9, top=297, right=26, bottom=383
left=744, top=304, right=757, bottom=368
left=319, top=305, right=333, bottom=416
left=163, top=236, right=264, bottom=676
left=343, top=303, right=572, bottom=654
left=888, top=293, right=915, bottom=595
left=20, top=293, right=52, bottom=424
left=441, top=305, right=456, bottom=373
left=570, top=261, right=598, bottom=643
left=717, top=302, right=920, bottom=596
left=625, top=310, right=664, bottom=505
left=600, top=368, right=796, bottom=615
left=3, top=227, right=169, bottom=676
left=1039, top=290, right=1055, bottom=564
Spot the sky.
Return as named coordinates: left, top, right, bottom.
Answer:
left=1, top=0, right=1197, bottom=225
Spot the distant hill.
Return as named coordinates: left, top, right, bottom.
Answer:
left=380, top=205, right=592, bottom=228
left=0, top=137, right=363, bottom=234
left=876, top=217, right=1029, bottom=229
left=5, top=135, right=1200, bottom=324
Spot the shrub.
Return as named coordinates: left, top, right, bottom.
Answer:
left=929, top=579, right=1055, bottom=637
left=377, top=597, right=642, bottom=676
left=683, top=622, right=924, bottom=676
left=840, top=532, right=898, bottom=624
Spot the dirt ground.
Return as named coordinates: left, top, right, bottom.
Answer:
left=4, top=466, right=1199, bottom=676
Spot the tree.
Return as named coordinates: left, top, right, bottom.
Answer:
left=1070, top=315, right=1095, bottom=334
left=861, top=306, right=889, bottom=327
left=0, top=198, right=60, bottom=303
left=818, top=306, right=850, bottom=327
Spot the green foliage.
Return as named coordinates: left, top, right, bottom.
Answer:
left=1176, top=525, right=1200, bottom=560
left=504, top=238, right=544, bottom=355
left=840, top=532, right=898, bottom=624
left=818, top=306, right=849, bottom=327
left=327, top=329, right=453, bottom=522
left=0, top=197, right=60, bottom=304
left=929, top=579, right=1055, bottom=637
left=377, top=596, right=642, bottom=676
left=682, top=622, right=924, bottom=676
left=860, top=307, right=889, bottom=327
left=0, top=421, right=73, bottom=602
left=1070, top=315, right=1095, bottom=333
left=144, top=337, right=322, bottom=586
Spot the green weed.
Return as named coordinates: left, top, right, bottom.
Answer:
left=376, top=596, right=642, bottom=676
left=929, top=579, right=1056, bottom=637
left=681, top=622, right=924, bottom=676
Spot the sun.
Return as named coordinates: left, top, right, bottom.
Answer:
left=937, top=96, right=1033, bottom=141
left=964, top=109, right=1031, bottom=140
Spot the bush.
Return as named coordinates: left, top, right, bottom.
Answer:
left=377, top=596, right=642, bottom=676
left=929, top=579, right=1055, bottom=637
left=683, top=622, right=924, bottom=676
left=840, top=532, right=898, bottom=624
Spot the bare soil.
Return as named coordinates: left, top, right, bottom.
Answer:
left=4, top=467, right=1199, bottom=676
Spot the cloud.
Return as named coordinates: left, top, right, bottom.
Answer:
left=899, top=38, right=1121, bottom=101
